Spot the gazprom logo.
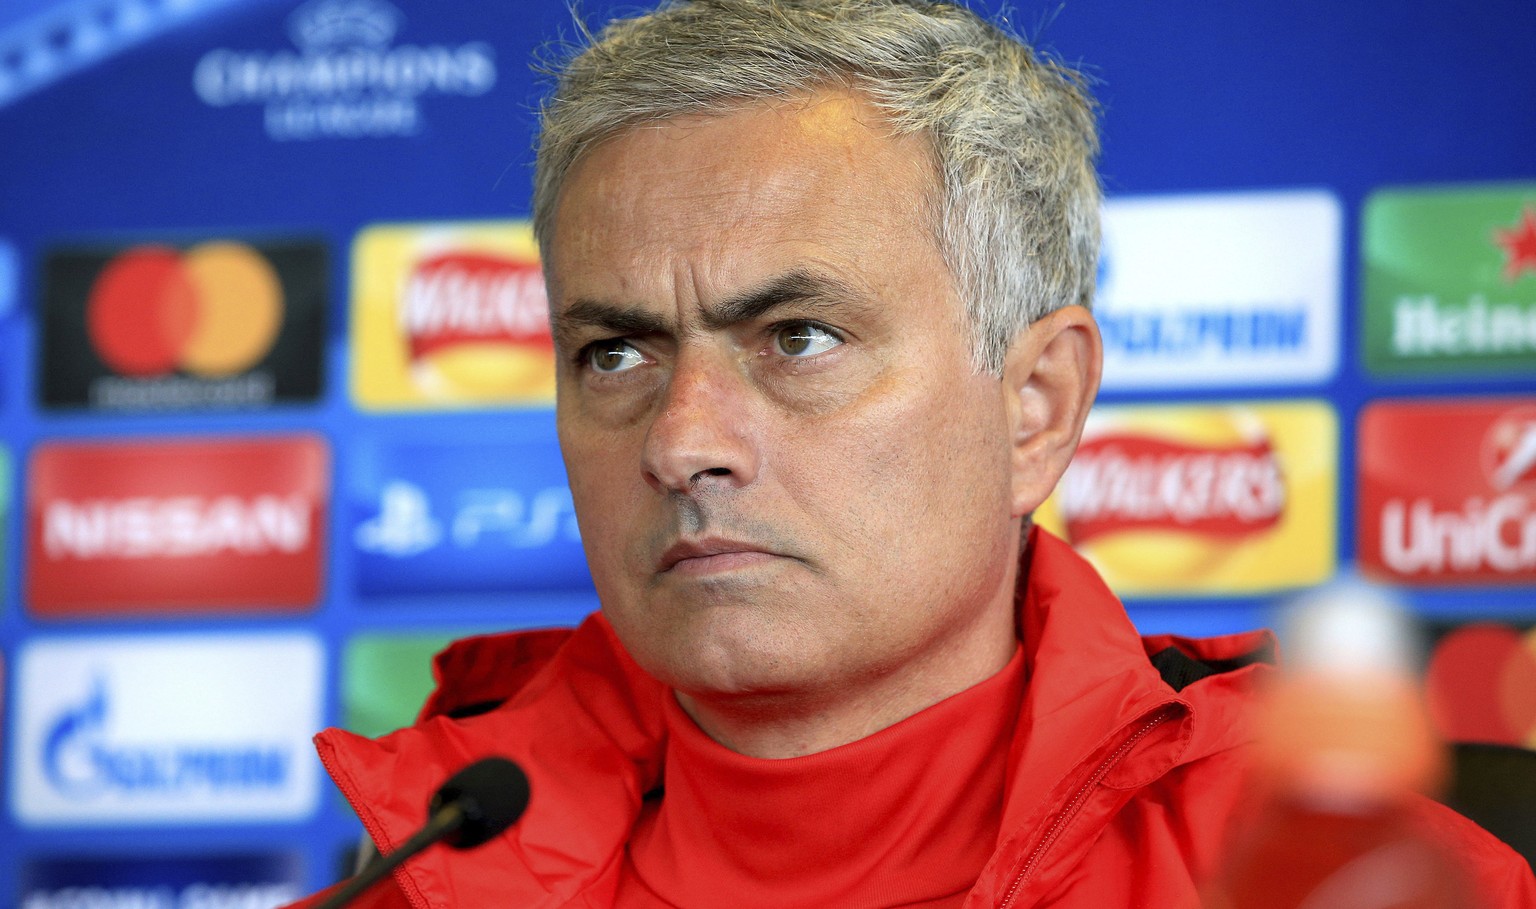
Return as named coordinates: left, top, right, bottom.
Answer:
left=1095, top=190, right=1341, bottom=389
left=12, top=634, right=322, bottom=826
left=42, top=676, right=289, bottom=800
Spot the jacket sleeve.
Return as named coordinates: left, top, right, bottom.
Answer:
left=1416, top=797, right=1536, bottom=907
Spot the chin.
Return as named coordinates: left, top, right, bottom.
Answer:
left=648, top=626, right=840, bottom=700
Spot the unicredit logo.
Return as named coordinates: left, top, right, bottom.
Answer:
left=26, top=436, right=328, bottom=616
left=400, top=252, right=551, bottom=359
left=1059, top=434, right=1285, bottom=544
left=87, top=243, right=284, bottom=378
left=1361, top=401, right=1536, bottom=584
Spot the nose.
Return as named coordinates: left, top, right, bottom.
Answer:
left=641, top=351, right=760, bottom=494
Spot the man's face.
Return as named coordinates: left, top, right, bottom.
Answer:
left=546, top=89, right=1024, bottom=711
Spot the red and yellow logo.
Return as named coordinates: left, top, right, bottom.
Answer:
left=1038, top=401, right=1337, bottom=595
left=87, top=243, right=284, bottom=377
left=350, top=222, right=555, bottom=409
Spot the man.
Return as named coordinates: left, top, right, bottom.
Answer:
left=289, top=1, right=1536, bottom=906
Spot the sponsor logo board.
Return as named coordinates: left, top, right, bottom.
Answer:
left=20, top=854, right=305, bottom=909
left=193, top=0, right=498, bottom=142
left=1359, top=398, right=1536, bottom=584
left=1096, top=190, right=1341, bottom=389
left=1423, top=621, right=1536, bottom=748
left=350, top=221, right=554, bottom=409
left=38, top=239, right=326, bottom=411
left=26, top=435, right=328, bottom=615
left=345, top=631, right=472, bottom=738
left=11, top=632, right=323, bottom=825
left=1362, top=185, right=1536, bottom=377
left=1038, top=401, right=1337, bottom=595
left=350, top=434, right=587, bottom=593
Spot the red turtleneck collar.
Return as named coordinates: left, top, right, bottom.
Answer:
left=614, top=645, right=1027, bottom=908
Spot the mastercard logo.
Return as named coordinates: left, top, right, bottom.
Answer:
left=86, top=243, right=284, bottom=378
left=1425, top=623, right=1536, bottom=748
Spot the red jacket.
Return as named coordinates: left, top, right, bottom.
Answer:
left=291, top=529, right=1536, bottom=908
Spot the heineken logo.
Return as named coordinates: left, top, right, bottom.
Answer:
left=1362, top=185, right=1536, bottom=377
left=1494, top=206, right=1536, bottom=283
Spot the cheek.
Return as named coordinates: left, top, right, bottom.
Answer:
left=782, top=371, right=1011, bottom=554
left=560, top=427, right=638, bottom=561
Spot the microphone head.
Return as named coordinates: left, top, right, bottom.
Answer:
left=428, top=756, right=531, bottom=849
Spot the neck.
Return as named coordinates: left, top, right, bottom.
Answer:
left=675, top=575, right=1019, bottom=759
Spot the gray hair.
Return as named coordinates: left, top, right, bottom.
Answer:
left=532, top=0, right=1101, bottom=373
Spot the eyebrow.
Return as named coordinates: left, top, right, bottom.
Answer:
left=703, top=270, right=866, bottom=330
left=551, top=269, right=869, bottom=349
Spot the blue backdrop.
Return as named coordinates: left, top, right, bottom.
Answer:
left=1, top=0, right=1533, bottom=900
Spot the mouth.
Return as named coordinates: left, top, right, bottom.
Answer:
left=657, top=538, right=780, bottom=576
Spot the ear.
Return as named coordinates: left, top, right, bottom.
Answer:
left=1001, top=305, right=1102, bottom=519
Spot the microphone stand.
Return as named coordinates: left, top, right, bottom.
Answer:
left=313, top=802, right=465, bottom=909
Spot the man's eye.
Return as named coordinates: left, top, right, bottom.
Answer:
left=773, top=322, right=843, bottom=358
left=585, top=340, right=646, bottom=373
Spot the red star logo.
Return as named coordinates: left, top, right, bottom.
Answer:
left=1493, top=205, right=1536, bottom=283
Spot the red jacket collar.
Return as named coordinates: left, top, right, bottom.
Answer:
left=313, top=527, right=1272, bottom=908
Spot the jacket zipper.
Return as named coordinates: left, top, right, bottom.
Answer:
left=997, top=704, right=1179, bottom=909
left=317, top=743, right=435, bottom=909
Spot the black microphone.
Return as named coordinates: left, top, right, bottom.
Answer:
left=315, top=756, right=531, bottom=909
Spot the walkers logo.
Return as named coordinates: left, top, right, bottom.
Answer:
left=349, top=433, right=589, bottom=593
left=1362, top=185, right=1536, bottom=376
left=11, top=633, right=323, bottom=825
left=38, top=240, right=326, bottom=411
left=26, top=435, right=328, bottom=615
left=1096, top=190, right=1341, bottom=389
left=192, top=0, right=497, bottom=141
left=21, top=854, right=305, bottom=909
left=1038, top=401, right=1337, bottom=595
left=350, top=221, right=555, bottom=409
left=1359, top=399, right=1536, bottom=584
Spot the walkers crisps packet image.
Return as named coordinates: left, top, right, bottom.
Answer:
left=1037, top=401, right=1337, bottom=596
left=350, top=221, right=555, bottom=410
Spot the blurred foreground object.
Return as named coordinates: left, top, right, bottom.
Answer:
left=1206, top=582, right=1477, bottom=908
